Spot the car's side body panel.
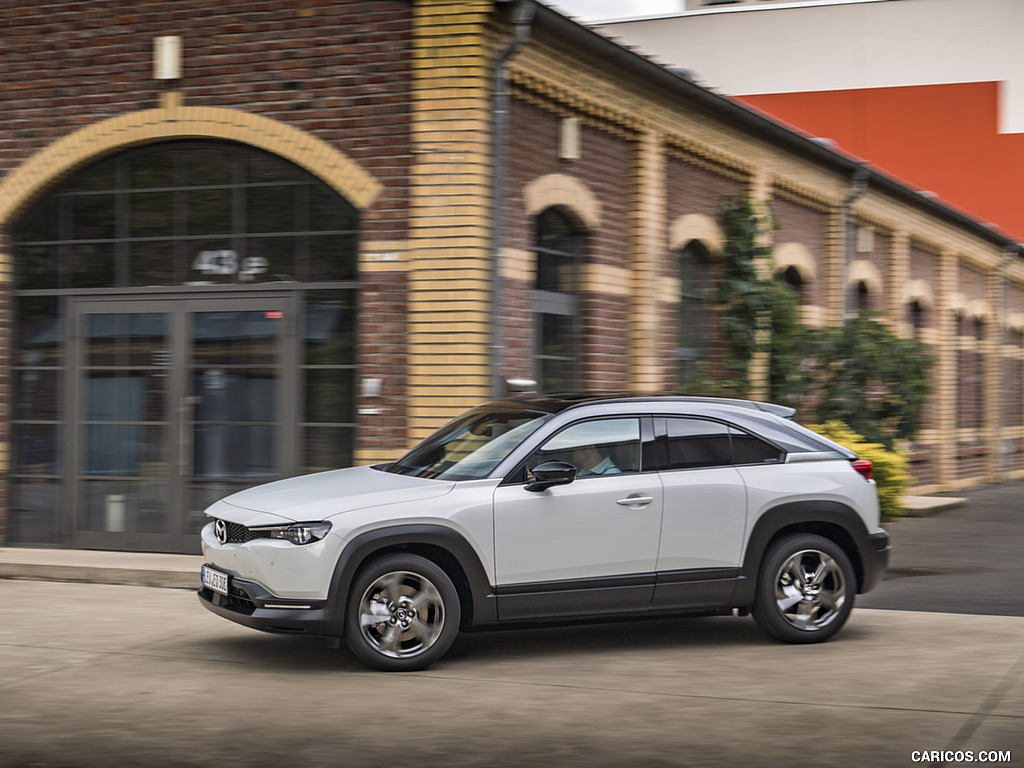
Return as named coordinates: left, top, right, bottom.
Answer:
left=655, top=465, right=748, bottom=571
left=492, top=473, right=663, bottom=584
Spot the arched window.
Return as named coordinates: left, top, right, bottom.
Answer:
left=955, top=312, right=986, bottom=431
left=908, top=300, right=927, bottom=342
left=853, top=280, right=872, bottom=313
left=9, top=140, right=359, bottom=552
left=971, top=318, right=986, bottom=430
left=677, top=241, right=714, bottom=389
left=14, top=140, right=358, bottom=289
left=781, top=265, right=805, bottom=298
left=534, top=207, right=584, bottom=392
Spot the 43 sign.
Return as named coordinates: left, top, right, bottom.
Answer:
left=192, top=250, right=269, bottom=279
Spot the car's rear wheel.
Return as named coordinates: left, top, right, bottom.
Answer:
left=752, top=533, right=855, bottom=644
left=344, top=553, right=460, bottom=671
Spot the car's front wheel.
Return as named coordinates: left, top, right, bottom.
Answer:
left=752, top=533, right=855, bottom=644
left=344, top=554, right=461, bottom=671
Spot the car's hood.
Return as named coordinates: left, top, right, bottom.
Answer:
left=206, top=465, right=455, bottom=526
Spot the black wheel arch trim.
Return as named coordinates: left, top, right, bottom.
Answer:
left=735, top=500, right=889, bottom=605
left=324, top=524, right=497, bottom=635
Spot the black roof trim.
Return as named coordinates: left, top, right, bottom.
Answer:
left=494, top=392, right=796, bottom=419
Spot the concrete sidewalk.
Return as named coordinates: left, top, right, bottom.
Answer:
left=0, top=494, right=964, bottom=590
left=0, top=547, right=203, bottom=589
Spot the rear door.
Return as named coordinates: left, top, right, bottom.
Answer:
left=651, top=417, right=749, bottom=609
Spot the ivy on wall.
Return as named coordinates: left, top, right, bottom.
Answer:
left=694, top=196, right=933, bottom=450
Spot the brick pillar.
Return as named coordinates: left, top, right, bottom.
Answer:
left=0, top=223, right=10, bottom=546
left=629, top=128, right=665, bottom=392
left=406, top=0, right=494, bottom=441
left=934, top=249, right=958, bottom=488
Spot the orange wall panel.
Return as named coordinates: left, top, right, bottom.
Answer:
left=741, top=82, right=1024, bottom=237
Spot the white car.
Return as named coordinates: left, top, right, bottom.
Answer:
left=199, top=394, right=890, bottom=671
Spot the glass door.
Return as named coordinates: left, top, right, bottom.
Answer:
left=71, top=295, right=295, bottom=553
left=184, top=301, right=296, bottom=538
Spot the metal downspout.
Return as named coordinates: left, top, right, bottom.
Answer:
left=489, top=0, right=535, bottom=398
left=840, top=164, right=870, bottom=323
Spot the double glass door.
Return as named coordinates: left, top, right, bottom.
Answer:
left=71, top=295, right=296, bottom=552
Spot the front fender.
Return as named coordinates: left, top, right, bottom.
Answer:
left=323, top=524, right=497, bottom=635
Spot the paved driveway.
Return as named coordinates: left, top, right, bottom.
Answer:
left=861, top=479, right=1024, bottom=616
left=0, top=580, right=1021, bottom=768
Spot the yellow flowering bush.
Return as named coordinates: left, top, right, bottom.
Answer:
left=808, top=420, right=911, bottom=522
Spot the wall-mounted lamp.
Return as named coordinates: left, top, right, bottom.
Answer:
left=154, top=36, right=182, bottom=80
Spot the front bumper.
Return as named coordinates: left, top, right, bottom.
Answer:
left=199, top=520, right=346, bottom=599
left=198, top=571, right=339, bottom=636
left=858, top=529, right=891, bottom=593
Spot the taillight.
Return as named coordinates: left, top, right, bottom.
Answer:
left=851, top=459, right=873, bottom=481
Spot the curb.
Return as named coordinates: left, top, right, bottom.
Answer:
left=900, top=496, right=967, bottom=517
left=0, top=550, right=203, bottom=590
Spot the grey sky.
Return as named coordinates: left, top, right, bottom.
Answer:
left=544, top=0, right=682, bottom=23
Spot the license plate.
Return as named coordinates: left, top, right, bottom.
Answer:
left=202, top=565, right=229, bottom=595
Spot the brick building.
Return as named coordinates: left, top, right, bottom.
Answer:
left=1, top=0, right=1022, bottom=554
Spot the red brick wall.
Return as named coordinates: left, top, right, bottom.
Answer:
left=0, top=1, right=418, bottom=539
left=356, top=272, right=409, bottom=458
left=858, top=228, right=891, bottom=313
left=665, top=155, right=743, bottom=220
left=909, top=244, right=939, bottom=286
left=0, top=0, right=414, bottom=240
left=664, top=155, right=745, bottom=388
left=772, top=195, right=829, bottom=312
left=504, top=98, right=634, bottom=390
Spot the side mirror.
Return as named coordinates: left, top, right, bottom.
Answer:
left=525, top=460, right=577, bottom=492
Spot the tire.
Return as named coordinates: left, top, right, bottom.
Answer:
left=752, top=533, right=855, bottom=644
left=344, top=553, right=461, bottom=671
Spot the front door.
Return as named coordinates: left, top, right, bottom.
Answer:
left=491, top=417, right=663, bottom=620
left=70, top=295, right=296, bottom=552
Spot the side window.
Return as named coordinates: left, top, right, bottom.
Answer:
left=528, top=418, right=640, bottom=478
left=729, top=426, right=784, bottom=465
left=659, top=418, right=732, bottom=470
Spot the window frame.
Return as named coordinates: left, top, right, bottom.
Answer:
left=647, top=415, right=785, bottom=472
left=676, top=240, right=715, bottom=389
left=533, top=206, right=585, bottom=393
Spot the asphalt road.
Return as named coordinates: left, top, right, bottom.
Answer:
left=860, top=479, right=1024, bottom=616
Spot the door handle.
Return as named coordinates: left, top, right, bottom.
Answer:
left=616, top=495, right=654, bottom=507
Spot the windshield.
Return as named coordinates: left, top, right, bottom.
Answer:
left=383, top=406, right=552, bottom=480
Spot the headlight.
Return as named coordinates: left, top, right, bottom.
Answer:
left=249, top=521, right=332, bottom=545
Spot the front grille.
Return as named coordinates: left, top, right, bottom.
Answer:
left=213, top=519, right=271, bottom=544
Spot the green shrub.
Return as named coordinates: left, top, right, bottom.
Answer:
left=808, top=420, right=910, bottom=522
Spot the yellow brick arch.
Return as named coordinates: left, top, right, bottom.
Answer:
left=0, top=104, right=383, bottom=224
left=522, top=173, right=601, bottom=230
left=669, top=214, right=724, bottom=255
